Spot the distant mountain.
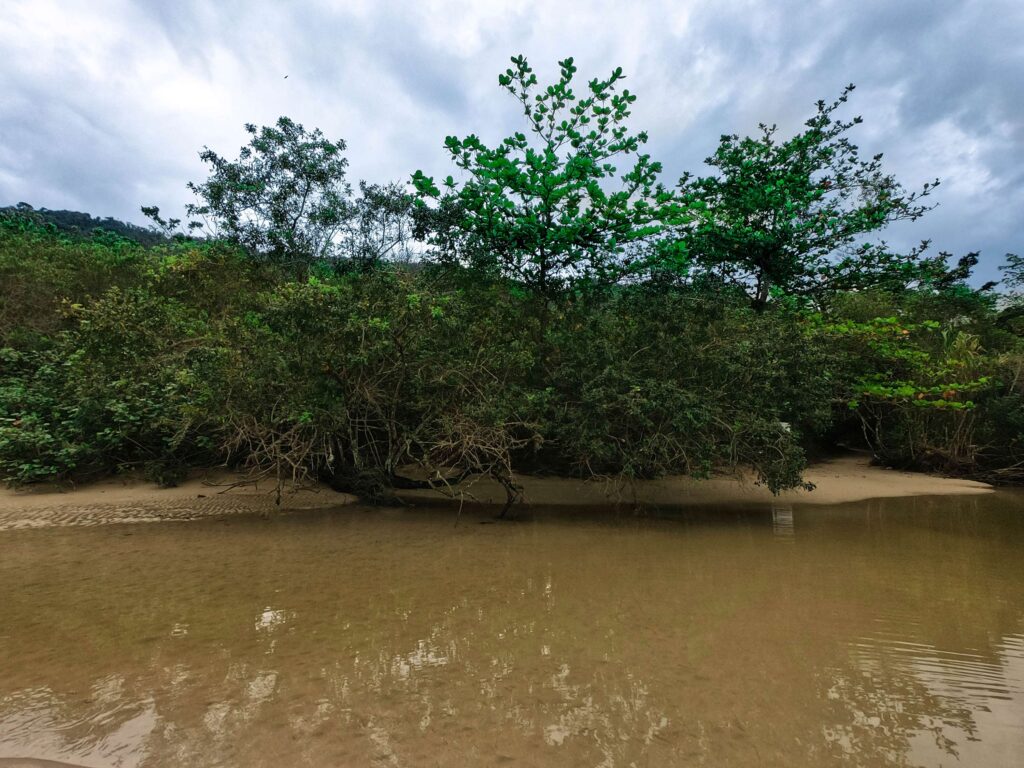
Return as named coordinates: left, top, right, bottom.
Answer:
left=1, top=203, right=168, bottom=246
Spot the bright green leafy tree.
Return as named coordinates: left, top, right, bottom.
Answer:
left=412, top=56, right=686, bottom=296
left=681, top=85, right=938, bottom=309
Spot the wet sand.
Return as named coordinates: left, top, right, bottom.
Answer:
left=0, top=455, right=993, bottom=531
left=0, top=472, right=353, bottom=531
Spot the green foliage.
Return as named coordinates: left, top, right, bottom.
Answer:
left=538, top=289, right=829, bottom=490
left=335, top=182, right=418, bottom=271
left=0, top=226, right=823, bottom=495
left=680, top=86, right=938, bottom=308
left=413, top=56, right=686, bottom=296
left=0, top=203, right=166, bottom=246
left=0, top=209, right=147, bottom=347
left=0, top=282, right=219, bottom=484
left=151, top=116, right=354, bottom=273
left=0, top=347, right=85, bottom=483
left=2, top=215, right=1020, bottom=494
left=1000, top=252, right=1024, bottom=296
left=820, top=294, right=1022, bottom=475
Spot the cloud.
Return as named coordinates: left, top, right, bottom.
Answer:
left=0, top=0, right=1019, bottom=282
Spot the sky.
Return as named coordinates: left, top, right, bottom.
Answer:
left=0, top=0, right=1020, bottom=282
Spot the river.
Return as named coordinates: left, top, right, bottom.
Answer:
left=1, top=493, right=1022, bottom=767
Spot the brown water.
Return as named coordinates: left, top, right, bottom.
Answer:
left=1, top=494, right=1023, bottom=768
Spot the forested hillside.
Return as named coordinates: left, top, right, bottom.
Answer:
left=0, top=203, right=168, bottom=246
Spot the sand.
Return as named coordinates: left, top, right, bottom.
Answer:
left=412, top=454, right=996, bottom=508
left=0, top=455, right=994, bottom=531
left=0, top=471, right=354, bottom=531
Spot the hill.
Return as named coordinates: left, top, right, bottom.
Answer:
left=1, top=203, right=167, bottom=246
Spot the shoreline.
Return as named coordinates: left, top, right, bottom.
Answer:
left=0, top=455, right=995, bottom=531
left=415, top=454, right=996, bottom=508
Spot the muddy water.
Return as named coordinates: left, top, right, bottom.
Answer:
left=1, top=494, right=1023, bottom=768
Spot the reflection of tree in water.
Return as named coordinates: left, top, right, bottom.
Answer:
left=6, top=615, right=1010, bottom=768
left=0, top=680, right=158, bottom=768
left=0, top=590, right=676, bottom=766
left=819, top=654, right=977, bottom=764
left=800, top=496, right=1024, bottom=766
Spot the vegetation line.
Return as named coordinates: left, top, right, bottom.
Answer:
left=1, top=56, right=1021, bottom=502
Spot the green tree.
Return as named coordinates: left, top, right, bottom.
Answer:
left=412, top=56, right=686, bottom=296
left=996, top=252, right=1024, bottom=333
left=146, top=117, right=353, bottom=273
left=1000, top=252, right=1024, bottom=297
left=335, top=182, right=418, bottom=273
left=681, top=85, right=938, bottom=309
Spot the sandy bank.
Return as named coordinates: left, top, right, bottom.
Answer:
left=409, top=454, right=995, bottom=508
left=0, top=471, right=354, bottom=531
left=0, top=455, right=993, bottom=531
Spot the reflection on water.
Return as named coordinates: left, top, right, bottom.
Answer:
left=771, top=504, right=795, bottom=539
left=1, top=493, right=1023, bottom=766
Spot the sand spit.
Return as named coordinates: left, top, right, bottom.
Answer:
left=0, top=456, right=994, bottom=531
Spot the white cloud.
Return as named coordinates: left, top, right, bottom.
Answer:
left=0, top=0, right=1020, bottom=280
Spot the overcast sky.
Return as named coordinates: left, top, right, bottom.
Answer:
left=1, top=0, right=1020, bottom=282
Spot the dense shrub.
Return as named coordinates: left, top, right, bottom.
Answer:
left=2, top=211, right=1021, bottom=498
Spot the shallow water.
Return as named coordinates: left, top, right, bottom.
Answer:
left=1, top=494, right=1023, bottom=767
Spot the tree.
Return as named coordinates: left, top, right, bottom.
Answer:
left=335, top=182, right=418, bottom=272
left=995, top=252, right=1024, bottom=332
left=999, top=252, right=1024, bottom=296
left=680, top=86, right=938, bottom=309
left=147, top=117, right=353, bottom=273
left=412, top=56, right=686, bottom=297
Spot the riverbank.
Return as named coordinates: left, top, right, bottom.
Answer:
left=409, top=454, right=996, bottom=507
left=0, top=455, right=994, bottom=531
left=0, top=472, right=353, bottom=531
